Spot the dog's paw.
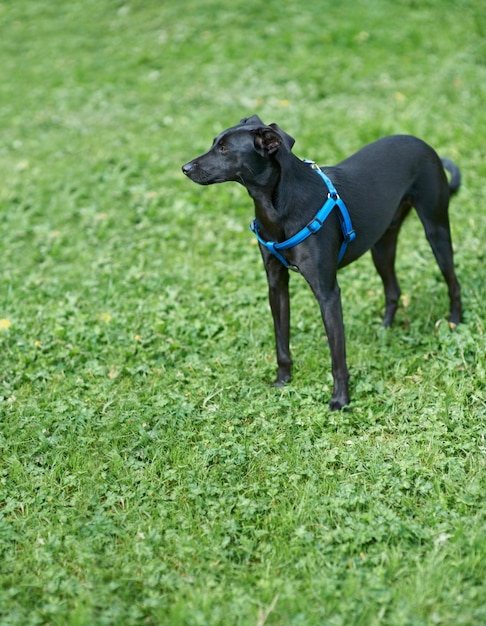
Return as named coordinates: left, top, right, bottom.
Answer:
left=272, top=377, right=291, bottom=388
left=329, top=397, right=350, bottom=411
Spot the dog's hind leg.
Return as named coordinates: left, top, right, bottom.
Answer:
left=411, top=174, right=461, bottom=325
left=371, top=228, right=402, bottom=327
left=416, top=207, right=462, bottom=326
left=371, top=204, right=412, bottom=327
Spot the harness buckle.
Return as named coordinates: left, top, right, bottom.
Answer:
left=304, top=159, right=321, bottom=171
left=307, top=217, right=323, bottom=233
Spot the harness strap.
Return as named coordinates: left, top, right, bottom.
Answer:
left=250, top=160, right=356, bottom=271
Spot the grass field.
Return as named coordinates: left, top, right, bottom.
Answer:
left=1, top=0, right=485, bottom=624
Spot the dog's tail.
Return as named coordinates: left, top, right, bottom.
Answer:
left=441, top=158, right=461, bottom=196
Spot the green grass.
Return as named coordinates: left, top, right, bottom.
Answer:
left=1, top=0, right=485, bottom=624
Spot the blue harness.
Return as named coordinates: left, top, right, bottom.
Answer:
left=250, top=160, right=356, bottom=271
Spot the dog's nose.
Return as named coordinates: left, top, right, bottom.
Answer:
left=182, top=162, right=194, bottom=176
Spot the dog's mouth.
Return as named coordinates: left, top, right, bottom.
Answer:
left=182, top=162, right=226, bottom=185
left=187, top=171, right=217, bottom=185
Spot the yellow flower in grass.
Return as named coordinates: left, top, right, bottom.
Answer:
left=99, top=312, right=112, bottom=323
left=0, top=318, right=11, bottom=331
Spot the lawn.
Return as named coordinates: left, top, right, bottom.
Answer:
left=0, top=0, right=485, bottom=624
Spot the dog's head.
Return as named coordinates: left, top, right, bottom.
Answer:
left=182, top=115, right=296, bottom=185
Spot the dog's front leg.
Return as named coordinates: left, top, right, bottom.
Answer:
left=262, top=254, right=292, bottom=386
left=312, top=279, right=350, bottom=410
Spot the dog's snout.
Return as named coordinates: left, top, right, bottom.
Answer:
left=182, top=161, right=194, bottom=176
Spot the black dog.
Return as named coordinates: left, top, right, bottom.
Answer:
left=182, top=115, right=461, bottom=410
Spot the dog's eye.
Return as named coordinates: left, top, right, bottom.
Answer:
left=219, top=144, right=229, bottom=155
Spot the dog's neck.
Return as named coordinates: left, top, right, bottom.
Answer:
left=247, top=155, right=325, bottom=236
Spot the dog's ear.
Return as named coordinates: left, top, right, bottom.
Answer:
left=252, top=125, right=295, bottom=156
left=269, top=123, right=295, bottom=151
left=252, top=128, right=282, bottom=155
